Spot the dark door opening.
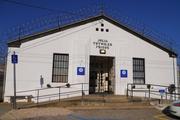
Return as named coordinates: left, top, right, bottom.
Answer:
left=89, top=56, right=115, bottom=94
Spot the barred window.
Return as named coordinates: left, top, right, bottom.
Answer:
left=133, top=58, right=145, bottom=84
left=52, top=54, right=69, bottom=83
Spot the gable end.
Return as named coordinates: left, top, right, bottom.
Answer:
left=8, top=15, right=177, bottom=57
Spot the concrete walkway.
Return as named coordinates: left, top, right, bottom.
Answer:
left=0, top=95, right=178, bottom=120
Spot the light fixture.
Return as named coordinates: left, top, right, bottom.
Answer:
left=100, top=49, right=106, bottom=54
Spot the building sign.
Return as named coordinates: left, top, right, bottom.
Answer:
left=120, top=70, right=128, bottom=78
left=159, top=89, right=165, bottom=96
left=77, top=67, right=85, bottom=75
left=11, top=54, right=18, bottom=64
left=93, top=39, right=112, bottom=50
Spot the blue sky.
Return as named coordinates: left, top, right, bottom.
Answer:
left=0, top=0, right=180, bottom=63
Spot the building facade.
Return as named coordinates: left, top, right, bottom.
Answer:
left=4, top=15, right=178, bottom=102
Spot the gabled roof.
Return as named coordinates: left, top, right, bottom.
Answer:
left=8, top=15, right=177, bottom=57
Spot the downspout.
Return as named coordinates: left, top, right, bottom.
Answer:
left=172, top=55, right=178, bottom=100
left=2, top=53, right=8, bottom=102
left=173, top=57, right=176, bottom=86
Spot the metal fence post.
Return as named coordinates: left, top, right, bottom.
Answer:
left=132, top=89, right=133, bottom=100
left=131, top=85, right=133, bottom=101
left=81, top=83, right=84, bottom=102
left=126, top=84, right=129, bottom=98
left=148, top=87, right=150, bottom=101
left=37, top=89, right=39, bottom=105
left=59, top=87, right=61, bottom=102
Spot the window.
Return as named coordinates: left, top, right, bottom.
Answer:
left=133, top=58, right=145, bottom=84
left=52, top=54, right=69, bottom=83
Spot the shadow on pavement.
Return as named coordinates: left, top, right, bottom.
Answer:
left=162, top=106, right=180, bottom=120
left=67, top=114, right=120, bottom=120
left=0, top=103, right=11, bottom=117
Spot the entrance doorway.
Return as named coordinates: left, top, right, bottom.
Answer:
left=89, top=56, right=115, bottom=94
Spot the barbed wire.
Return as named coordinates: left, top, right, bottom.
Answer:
left=0, top=2, right=179, bottom=64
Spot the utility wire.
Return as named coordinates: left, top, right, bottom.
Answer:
left=14, top=22, right=100, bottom=53
left=2, top=0, right=179, bottom=57
left=2, top=0, right=83, bottom=16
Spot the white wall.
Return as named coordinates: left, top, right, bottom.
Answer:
left=4, top=18, right=177, bottom=102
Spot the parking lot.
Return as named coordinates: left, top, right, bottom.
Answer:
left=1, top=95, right=180, bottom=120
left=69, top=108, right=179, bottom=120
left=1, top=106, right=180, bottom=120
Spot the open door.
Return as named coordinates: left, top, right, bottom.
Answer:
left=89, top=56, right=115, bottom=94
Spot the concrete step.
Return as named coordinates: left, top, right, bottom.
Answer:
left=37, top=95, right=150, bottom=108
left=38, top=100, right=151, bottom=110
left=16, top=95, right=151, bottom=109
left=62, top=95, right=130, bottom=103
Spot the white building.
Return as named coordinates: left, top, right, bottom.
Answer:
left=3, top=15, right=178, bottom=102
left=0, top=64, right=5, bottom=101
